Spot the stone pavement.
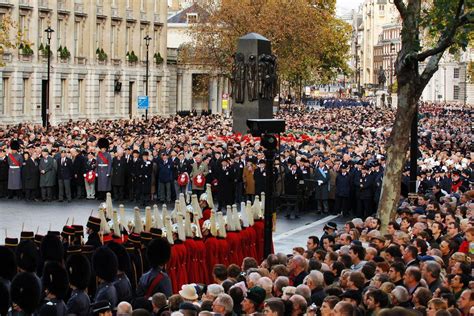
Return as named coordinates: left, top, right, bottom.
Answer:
left=0, top=199, right=343, bottom=255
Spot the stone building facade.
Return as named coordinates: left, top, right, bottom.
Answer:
left=0, top=0, right=173, bottom=126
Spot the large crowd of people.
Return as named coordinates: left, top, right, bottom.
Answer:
left=0, top=103, right=472, bottom=315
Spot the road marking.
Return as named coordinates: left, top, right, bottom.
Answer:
left=273, top=215, right=339, bottom=241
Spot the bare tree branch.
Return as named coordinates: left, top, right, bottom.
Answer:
left=393, top=0, right=408, bottom=19
left=416, top=0, right=465, bottom=61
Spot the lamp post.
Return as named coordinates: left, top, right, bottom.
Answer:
left=144, top=35, right=151, bottom=121
left=387, top=42, right=395, bottom=106
left=44, top=26, right=54, bottom=130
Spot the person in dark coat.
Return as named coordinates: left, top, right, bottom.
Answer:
left=139, top=152, right=154, bottom=206
left=158, top=153, right=173, bottom=203
left=232, top=155, right=245, bottom=204
left=253, top=160, right=266, bottom=197
left=86, top=216, right=102, bottom=249
left=335, top=163, right=351, bottom=216
left=96, top=138, right=113, bottom=200
left=111, top=149, right=127, bottom=201
left=39, top=148, right=57, bottom=202
left=7, top=140, right=23, bottom=199
left=216, top=158, right=235, bottom=211
left=372, top=163, right=384, bottom=211
left=0, top=149, right=9, bottom=198
left=359, top=165, right=374, bottom=218
left=129, top=150, right=142, bottom=202
left=93, top=247, right=118, bottom=308
left=71, top=148, right=86, bottom=199
left=284, top=163, right=303, bottom=219
left=57, top=149, right=73, bottom=202
left=173, top=152, right=191, bottom=199
left=22, top=151, right=40, bottom=201
left=66, top=254, right=91, bottom=316
left=314, top=159, right=330, bottom=214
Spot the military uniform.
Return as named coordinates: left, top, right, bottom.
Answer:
left=97, top=151, right=113, bottom=193
left=0, top=153, right=9, bottom=197
left=113, top=273, right=133, bottom=303
left=7, top=151, right=23, bottom=193
left=95, top=282, right=118, bottom=308
left=66, top=289, right=90, bottom=316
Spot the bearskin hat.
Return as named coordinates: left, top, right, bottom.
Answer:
left=0, top=246, right=17, bottom=281
left=92, top=246, right=118, bottom=283
left=106, top=242, right=131, bottom=274
left=97, top=138, right=110, bottom=149
left=11, top=272, right=41, bottom=314
left=40, top=233, right=64, bottom=264
left=146, top=237, right=171, bottom=269
left=66, top=253, right=91, bottom=290
left=10, top=140, right=20, bottom=151
left=15, top=240, right=39, bottom=273
left=42, top=261, right=69, bottom=299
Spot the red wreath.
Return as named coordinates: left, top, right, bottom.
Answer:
left=193, top=174, right=205, bottom=188
left=85, top=170, right=96, bottom=184
left=177, top=173, right=190, bottom=187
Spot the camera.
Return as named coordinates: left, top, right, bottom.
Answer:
left=246, top=119, right=285, bottom=137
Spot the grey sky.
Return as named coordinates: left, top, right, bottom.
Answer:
left=336, top=0, right=364, bottom=16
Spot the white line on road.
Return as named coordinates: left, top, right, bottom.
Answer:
left=273, top=215, right=339, bottom=241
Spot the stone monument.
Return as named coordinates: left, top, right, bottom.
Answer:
left=232, top=33, right=278, bottom=134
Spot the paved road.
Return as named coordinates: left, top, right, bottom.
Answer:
left=0, top=199, right=344, bottom=254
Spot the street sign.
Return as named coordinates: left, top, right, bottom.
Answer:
left=138, top=96, right=149, bottom=110
left=222, top=93, right=229, bottom=110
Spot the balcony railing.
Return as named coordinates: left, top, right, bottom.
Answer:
left=96, top=5, right=105, bottom=16
left=154, top=13, right=161, bottom=23
left=140, top=11, right=148, bottom=21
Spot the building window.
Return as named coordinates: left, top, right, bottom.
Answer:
left=153, top=28, right=160, bottom=52
left=453, top=85, right=460, bottom=100
left=74, top=21, right=83, bottom=56
left=126, top=0, right=132, bottom=9
left=60, top=79, right=67, bottom=110
left=99, top=79, right=105, bottom=101
left=21, top=78, right=30, bottom=114
left=1, top=78, right=9, bottom=115
left=111, top=24, right=117, bottom=58
left=154, top=0, right=159, bottom=13
left=38, top=17, right=45, bottom=47
left=19, top=14, right=29, bottom=40
left=453, top=68, right=460, bottom=79
left=126, top=26, right=130, bottom=53
left=78, top=79, right=84, bottom=111
left=141, top=0, right=146, bottom=11
left=187, top=13, right=198, bottom=24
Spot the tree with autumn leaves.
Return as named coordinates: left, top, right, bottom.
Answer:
left=0, top=14, right=32, bottom=67
left=187, top=0, right=351, bottom=88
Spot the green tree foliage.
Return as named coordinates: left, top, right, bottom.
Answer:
left=188, top=0, right=351, bottom=85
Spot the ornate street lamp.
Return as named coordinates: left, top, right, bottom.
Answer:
left=44, top=26, right=54, bottom=130
left=144, top=35, right=152, bottom=121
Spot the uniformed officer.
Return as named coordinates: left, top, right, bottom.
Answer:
left=92, top=246, right=119, bottom=308
left=38, top=261, right=68, bottom=315
left=7, top=140, right=23, bottom=199
left=96, top=138, right=113, bottom=200
left=66, top=253, right=91, bottom=316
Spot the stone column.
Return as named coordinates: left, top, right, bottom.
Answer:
left=209, top=75, right=218, bottom=113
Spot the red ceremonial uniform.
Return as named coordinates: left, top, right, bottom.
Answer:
left=246, top=226, right=259, bottom=260
left=193, top=237, right=208, bottom=284
left=216, top=237, right=229, bottom=267
left=167, top=241, right=188, bottom=293
left=204, top=236, right=220, bottom=284
left=239, top=227, right=251, bottom=259
left=184, top=238, right=198, bottom=283
left=226, top=231, right=243, bottom=266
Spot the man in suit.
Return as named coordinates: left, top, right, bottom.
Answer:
left=253, top=160, right=266, bottom=197
left=112, top=149, right=127, bottom=201
left=284, top=163, right=303, bottom=219
left=174, top=152, right=191, bottom=199
left=216, top=158, right=235, bottom=211
left=71, top=148, right=86, bottom=199
left=335, top=163, right=351, bottom=216
left=128, top=150, right=141, bottom=202
left=158, top=152, right=173, bottom=203
left=57, top=149, right=73, bottom=202
left=140, top=151, right=154, bottom=206
left=359, top=165, right=374, bottom=218
left=314, top=158, right=330, bottom=214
